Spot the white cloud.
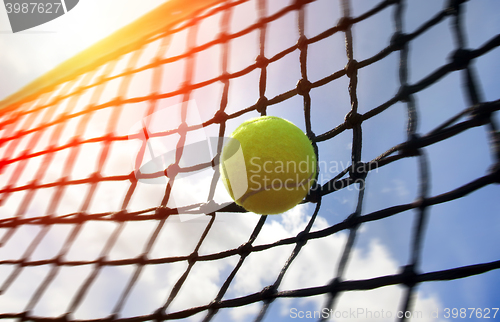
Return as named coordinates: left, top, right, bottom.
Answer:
left=380, top=178, right=411, bottom=200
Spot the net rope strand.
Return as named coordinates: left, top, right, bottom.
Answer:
left=0, top=0, right=499, bottom=321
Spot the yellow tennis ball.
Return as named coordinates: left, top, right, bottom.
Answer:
left=220, top=116, right=316, bottom=214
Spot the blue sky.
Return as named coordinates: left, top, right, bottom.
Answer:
left=1, top=0, right=499, bottom=321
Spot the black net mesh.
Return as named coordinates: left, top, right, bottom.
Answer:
left=1, top=0, right=499, bottom=321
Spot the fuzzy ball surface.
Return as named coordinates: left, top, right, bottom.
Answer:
left=220, top=116, right=316, bottom=214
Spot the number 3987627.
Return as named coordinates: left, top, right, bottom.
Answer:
left=5, top=2, right=62, bottom=14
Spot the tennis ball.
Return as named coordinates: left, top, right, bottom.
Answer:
left=220, top=116, right=316, bottom=214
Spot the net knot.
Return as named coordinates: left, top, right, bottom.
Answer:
left=69, top=135, right=82, bottom=147
left=214, top=110, right=228, bottom=124
left=137, top=253, right=148, bottom=266
left=0, top=158, right=6, bottom=173
left=187, top=251, right=198, bottom=265
left=208, top=300, right=221, bottom=313
left=446, top=0, right=469, bottom=15
left=2, top=216, right=17, bottom=230
left=153, top=308, right=166, bottom=322
left=307, top=131, right=316, bottom=142
left=414, top=197, right=429, bottom=210
left=53, top=255, right=63, bottom=266
left=113, top=210, right=129, bottom=221
left=218, top=31, right=229, bottom=43
left=293, top=0, right=314, bottom=8
left=260, top=285, right=278, bottom=303
left=107, top=314, right=119, bottom=322
left=187, top=15, right=201, bottom=27
left=345, top=59, right=358, bottom=79
left=390, top=32, right=408, bottom=51
left=155, top=206, right=176, bottom=219
left=296, top=230, right=308, bottom=246
left=336, top=16, right=352, bottom=31
left=489, top=161, right=500, bottom=184
left=449, top=48, right=472, bottom=71
left=305, top=180, right=321, bottom=203
left=58, top=175, right=69, bottom=185
left=96, top=256, right=107, bottom=267
left=19, top=311, right=30, bottom=321
left=212, top=153, right=220, bottom=169
left=19, top=258, right=28, bottom=267
left=40, top=214, right=54, bottom=226
left=26, top=179, right=38, bottom=191
left=400, top=264, right=418, bottom=288
left=344, top=111, right=362, bottom=129
left=328, top=277, right=341, bottom=296
left=469, top=103, right=491, bottom=126
left=55, top=314, right=69, bottom=322
left=396, top=85, right=412, bottom=102
left=256, top=96, right=268, bottom=114
left=200, top=200, right=218, bottom=215
left=255, top=55, right=269, bottom=69
left=180, top=82, right=192, bottom=95
left=178, top=121, right=188, bottom=134
left=400, top=133, right=421, bottom=157
left=220, top=72, right=230, bottom=86
left=349, top=161, right=368, bottom=182
left=110, top=96, right=122, bottom=107
left=296, top=35, right=308, bottom=50
left=237, top=242, right=253, bottom=258
left=296, top=79, right=311, bottom=96
left=343, top=212, right=360, bottom=229
left=151, top=56, right=163, bottom=67
left=166, top=163, right=180, bottom=178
